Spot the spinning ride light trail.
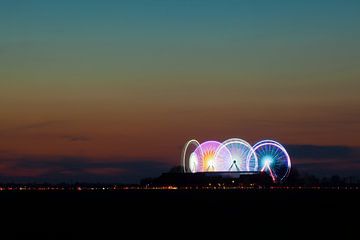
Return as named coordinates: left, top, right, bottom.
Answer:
left=181, top=139, right=202, bottom=173
left=253, top=140, right=291, bottom=183
left=181, top=138, right=291, bottom=182
left=193, top=141, right=228, bottom=172
left=189, top=152, right=199, bottom=173
left=214, top=138, right=257, bottom=172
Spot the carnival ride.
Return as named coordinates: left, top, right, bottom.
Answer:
left=181, top=138, right=291, bottom=183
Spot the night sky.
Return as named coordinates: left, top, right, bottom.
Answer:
left=0, top=0, right=359, bottom=183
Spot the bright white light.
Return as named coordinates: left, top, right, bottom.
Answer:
left=208, top=158, right=215, bottom=168
left=189, top=152, right=198, bottom=173
left=261, top=157, right=273, bottom=172
left=263, top=157, right=273, bottom=165
left=182, top=139, right=201, bottom=173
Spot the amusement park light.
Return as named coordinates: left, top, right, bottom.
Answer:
left=261, top=157, right=273, bottom=170
left=208, top=158, right=215, bottom=169
left=181, top=138, right=291, bottom=183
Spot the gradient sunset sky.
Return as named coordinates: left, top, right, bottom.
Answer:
left=0, top=0, right=359, bottom=182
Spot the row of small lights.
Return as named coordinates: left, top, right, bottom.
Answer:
left=0, top=186, right=358, bottom=191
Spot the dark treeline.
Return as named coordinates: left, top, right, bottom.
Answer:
left=286, top=168, right=360, bottom=186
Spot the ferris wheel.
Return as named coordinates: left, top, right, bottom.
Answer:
left=181, top=138, right=291, bottom=183
left=253, top=140, right=291, bottom=183
left=214, top=138, right=257, bottom=172
left=193, top=141, right=229, bottom=172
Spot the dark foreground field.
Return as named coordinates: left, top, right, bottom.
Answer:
left=1, top=189, right=359, bottom=236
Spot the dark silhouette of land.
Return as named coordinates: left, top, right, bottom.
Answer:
left=0, top=167, right=359, bottom=236
left=142, top=166, right=360, bottom=187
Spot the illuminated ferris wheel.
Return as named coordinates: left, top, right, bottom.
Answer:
left=181, top=138, right=291, bottom=183
left=181, top=139, right=202, bottom=173
left=214, top=138, right=257, bottom=171
left=253, top=140, right=291, bottom=183
left=193, top=141, right=230, bottom=172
